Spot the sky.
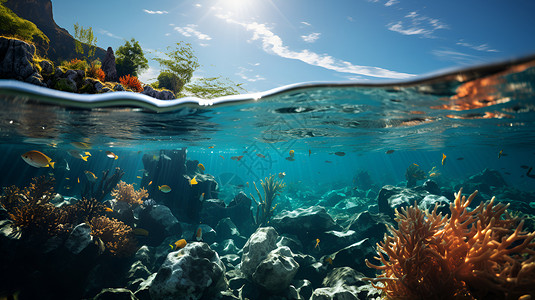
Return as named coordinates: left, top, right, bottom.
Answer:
left=52, top=0, right=535, bottom=93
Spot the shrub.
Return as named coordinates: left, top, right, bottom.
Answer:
left=61, top=58, right=88, bottom=71
left=119, top=74, right=143, bottom=92
left=157, top=71, right=184, bottom=94
left=87, top=61, right=105, bottom=81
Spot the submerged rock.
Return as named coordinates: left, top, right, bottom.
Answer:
left=149, top=242, right=227, bottom=300
left=251, top=246, right=300, bottom=293
left=65, top=223, right=93, bottom=255
left=138, top=204, right=181, bottom=246
left=240, top=226, right=279, bottom=278
left=93, top=288, right=137, bottom=300
left=270, top=206, right=339, bottom=239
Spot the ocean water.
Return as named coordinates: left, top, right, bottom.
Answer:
left=1, top=55, right=535, bottom=299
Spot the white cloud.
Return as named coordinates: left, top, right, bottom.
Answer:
left=432, top=49, right=484, bottom=65
left=174, top=24, right=212, bottom=41
left=237, top=67, right=265, bottom=82
left=301, top=32, right=321, bottom=43
left=143, top=9, right=168, bottom=14
left=347, top=16, right=355, bottom=22
left=301, top=21, right=312, bottom=26
left=216, top=14, right=415, bottom=79
left=195, top=3, right=202, bottom=8
left=98, top=29, right=122, bottom=40
left=385, top=0, right=399, bottom=6
left=138, top=65, right=160, bottom=83
left=388, top=11, right=447, bottom=38
left=456, top=40, right=499, bottom=53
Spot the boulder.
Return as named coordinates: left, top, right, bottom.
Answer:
left=270, top=206, right=339, bottom=239
left=329, top=239, right=376, bottom=277
left=251, top=246, right=300, bottom=293
left=142, top=85, right=175, bottom=100
left=345, top=211, right=390, bottom=246
left=64, top=223, right=93, bottom=255
left=102, top=47, right=118, bottom=82
left=240, top=226, right=279, bottom=278
left=149, top=242, right=227, bottom=300
left=137, top=204, right=181, bottom=246
left=93, top=288, right=137, bottom=300
left=0, top=37, right=45, bottom=86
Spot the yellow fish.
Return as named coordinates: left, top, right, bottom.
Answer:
left=21, top=150, right=55, bottom=168
left=68, top=150, right=89, bottom=161
left=441, top=153, right=446, bottom=166
left=65, top=177, right=70, bottom=180
left=104, top=207, right=113, bottom=212
left=159, top=185, right=172, bottom=193
left=84, top=151, right=91, bottom=156
left=200, top=192, right=205, bottom=201
left=170, top=239, right=187, bottom=250
left=325, top=257, right=333, bottom=265
left=77, top=177, right=80, bottom=183
left=198, top=163, right=205, bottom=171
left=137, top=176, right=142, bottom=179
left=71, top=142, right=92, bottom=149
left=84, top=170, right=97, bottom=182
left=190, top=177, right=198, bottom=185
left=106, top=151, right=118, bottom=160
left=208, top=146, right=215, bottom=149
left=289, top=150, right=295, bottom=157
left=148, top=181, right=153, bottom=186
left=314, top=238, right=320, bottom=249
left=499, top=149, right=503, bottom=158
left=65, top=186, right=70, bottom=189
left=429, top=172, right=438, bottom=177
left=133, top=228, right=149, bottom=236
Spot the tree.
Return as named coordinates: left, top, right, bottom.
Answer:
left=153, top=42, right=199, bottom=88
left=156, top=71, right=183, bottom=94
left=184, top=76, right=245, bottom=99
left=73, top=22, right=97, bottom=59
left=115, top=38, right=148, bottom=78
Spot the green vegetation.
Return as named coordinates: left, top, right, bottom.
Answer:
left=156, top=71, right=183, bottom=94
left=0, top=0, right=49, bottom=54
left=251, top=175, right=286, bottom=227
left=184, top=76, right=245, bottom=99
left=115, top=38, right=149, bottom=78
left=61, top=58, right=89, bottom=71
left=73, top=23, right=97, bottom=59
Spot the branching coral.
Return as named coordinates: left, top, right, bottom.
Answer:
left=89, top=216, right=137, bottom=257
left=82, top=167, right=125, bottom=202
left=62, top=197, right=106, bottom=224
left=250, top=174, right=286, bottom=227
left=111, top=181, right=148, bottom=205
left=366, top=188, right=535, bottom=300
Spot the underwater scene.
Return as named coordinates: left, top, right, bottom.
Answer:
left=1, top=56, right=535, bottom=300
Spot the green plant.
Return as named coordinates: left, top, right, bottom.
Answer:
left=184, top=76, right=245, bottom=99
left=119, top=74, right=143, bottom=92
left=61, top=58, right=88, bottom=71
left=87, top=60, right=105, bottom=81
left=53, top=78, right=76, bottom=92
left=156, top=71, right=183, bottom=94
left=250, top=174, right=286, bottom=227
left=115, top=38, right=148, bottom=78
left=73, top=22, right=97, bottom=59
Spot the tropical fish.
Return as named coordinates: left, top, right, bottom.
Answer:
left=104, top=207, right=113, bottom=212
left=278, top=172, right=286, bottom=179
left=499, top=150, right=503, bottom=158
left=77, top=177, right=80, bottom=183
left=162, top=154, right=172, bottom=160
left=148, top=180, right=153, bottom=186
left=414, top=163, right=420, bottom=167
left=325, top=160, right=332, bottom=163
left=386, top=150, right=395, bottom=154
left=429, top=172, right=438, bottom=177
left=84, top=170, right=97, bottom=182
left=441, top=153, right=447, bottom=166
left=84, top=151, right=91, bottom=156
left=170, top=239, right=187, bottom=250
left=325, top=257, right=333, bottom=265
left=314, top=238, right=320, bottom=249
left=196, top=227, right=203, bottom=241
left=152, top=155, right=159, bottom=161
left=105, top=151, right=118, bottom=159
left=159, top=185, right=172, bottom=193
left=21, top=150, right=55, bottom=168
left=65, top=177, right=70, bottom=180
left=198, top=163, right=205, bottom=171
left=285, top=157, right=295, bottom=161
left=333, top=152, right=346, bottom=156
left=219, top=155, right=225, bottom=159
left=65, top=186, right=71, bottom=189
left=200, top=192, right=205, bottom=201
left=137, top=176, right=142, bottom=179
left=208, top=146, right=215, bottom=149
left=68, top=150, right=89, bottom=161
left=133, top=228, right=149, bottom=236
left=71, top=142, right=92, bottom=149
left=246, top=182, right=249, bottom=187
left=231, top=156, right=244, bottom=161
left=190, top=177, right=198, bottom=185
left=256, top=153, right=266, bottom=158
left=289, top=150, right=295, bottom=157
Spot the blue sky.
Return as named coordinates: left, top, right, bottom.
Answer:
left=52, top=0, right=535, bottom=93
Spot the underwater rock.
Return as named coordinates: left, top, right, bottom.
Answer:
left=0, top=37, right=45, bottom=86
left=458, top=168, right=508, bottom=196
left=320, top=190, right=346, bottom=207
left=127, top=260, right=152, bottom=282
left=345, top=211, right=390, bottom=246
left=65, top=223, right=93, bottom=255
left=149, top=242, right=227, bottom=300
left=310, top=285, right=359, bottom=300
left=211, top=239, right=240, bottom=256
left=422, top=179, right=441, bottom=195
left=240, top=226, right=279, bottom=278
left=93, top=288, right=137, bottom=300
left=142, top=85, right=175, bottom=100
left=134, top=245, right=153, bottom=269
left=277, top=234, right=304, bottom=254
left=328, top=238, right=376, bottom=277
left=315, top=230, right=360, bottom=255
left=377, top=185, right=440, bottom=219
left=107, top=200, right=135, bottom=226
left=294, top=279, right=314, bottom=300
left=215, top=217, right=241, bottom=242
left=102, top=47, right=118, bottom=82
left=226, top=192, right=256, bottom=237
left=270, top=206, right=340, bottom=239
left=138, top=204, right=181, bottom=246
left=418, top=194, right=451, bottom=215
left=251, top=246, right=299, bottom=293
left=310, top=267, right=377, bottom=300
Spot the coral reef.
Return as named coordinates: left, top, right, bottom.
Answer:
left=405, top=164, right=426, bottom=188
left=366, top=188, right=535, bottom=300
left=89, top=216, right=137, bottom=257
left=250, top=174, right=286, bottom=227
left=82, top=167, right=125, bottom=202
left=111, top=181, right=148, bottom=205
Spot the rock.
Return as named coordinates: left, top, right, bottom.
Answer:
left=329, top=239, right=376, bottom=277
left=38, top=59, right=54, bottom=75
left=322, top=267, right=366, bottom=288
left=377, top=185, right=432, bottom=219
left=138, top=204, right=181, bottom=246
left=226, top=192, right=256, bottom=237
left=114, top=83, right=125, bottom=91
left=310, top=285, right=359, bottom=300
left=221, top=254, right=241, bottom=268
left=240, top=226, right=279, bottom=278
left=102, top=47, right=118, bottom=82
left=65, top=223, right=93, bottom=255
left=294, top=279, right=314, bottom=300
left=315, top=267, right=381, bottom=300
left=215, top=217, right=241, bottom=242
left=315, top=230, right=360, bottom=255
left=270, top=206, right=339, bottom=239
left=345, top=211, right=390, bottom=246
left=422, top=180, right=440, bottom=195
left=127, top=261, right=151, bottom=281
left=277, top=234, right=304, bottom=254
left=93, top=288, right=138, bottom=300
left=460, top=168, right=508, bottom=195
left=149, top=242, right=227, bottom=300
left=142, top=85, right=175, bottom=100
left=419, top=194, right=450, bottom=215
left=0, top=37, right=45, bottom=86
left=251, top=246, right=300, bottom=293
left=134, top=246, right=152, bottom=269
left=212, top=239, right=240, bottom=256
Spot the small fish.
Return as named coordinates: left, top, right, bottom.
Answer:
left=84, top=151, right=91, bottom=156
left=198, top=163, right=205, bottom=171
left=285, top=157, right=295, bottom=161
left=219, top=155, right=225, bottom=159
left=457, top=157, right=464, bottom=160
left=137, top=176, right=142, bottom=179
left=190, top=177, right=198, bottom=185
left=63, top=159, right=70, bottom=171
left=314, top=238, right=320, bottom=249
left=429, top=172, right=438, bottom=177
left=152, top=155, right=159, bottom=161
left=256, top=153, right=266, bottom=158
left=159, top=185, right=172, bottom=193
left=84, top=170, right=97, bottom=182
left=325, top=257, right=333, bottom=265
left=65, top=186, right=71, bottom=189
left=325, top=160, right=332, bottom=163
left=278, top=172, right=286, bottom=179
left=441, top=153, right=446, bottom=166
left=105, top=151, right=118, bottom=159
left=77, top=177, right=80, bottom=183
left=65, top=177, right=70, bottom=180
left=309, top=149, right=311, bottom=156
left=21, top=150, right=55, bottom=168
left=289, top=150, right=295, bottom=157
left=237, top=184, right=245, bottom=188
left=68, top=150, right=89, bottom=161
left=196, top=227, right=203, bottom=241
left=499, top=150, right=503, bottom=158
left=200, top=192, right=205, bottom=201
left=413, top=163, right=420, bottom=167
left=333, top=152, right=345, bottom=156
left=148, top=180, right=153, bottom=186
left=71, top=142, right=92, bottom=149
left=208, top=146, right=215, bottom=149
left=231, top=155, right=244, bottom=161
left=246, top=182, right=249, bottom=187
left=133, top=228, right=149, bottom=236
left=162, top=154, right=171, bottom=160
left=386, top=150, right=395, bottom=154
left=170, top=239, right=187, bottom=250
left=104, top=207, right=113, bottom=212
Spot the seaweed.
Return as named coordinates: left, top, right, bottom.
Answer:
left=250, top=174, right=286, bottom=227
left=82, top=167, right=125, bottom=202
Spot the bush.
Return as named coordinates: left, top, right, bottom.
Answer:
left=87, top=61, right=105, bottom=81
left=119, top=74, right=143, bottom=92
left=61, top=58, right=88, bottom=71
left=157, top=71, right=183, bottom=94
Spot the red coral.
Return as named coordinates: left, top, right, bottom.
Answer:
left=119, top=74, right=143, bottom=92
left=366, top=189, right=535, bottom=300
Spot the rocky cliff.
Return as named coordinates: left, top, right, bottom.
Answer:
left=3, top=0, right=106, bottom=63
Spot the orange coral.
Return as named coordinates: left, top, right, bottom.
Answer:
left=110, top=181, right=148, bottom=205
left=119, top=74, right=143, bottom=92
left=89, top=216, right=137, bottom=257
left=366, top=188, right=535, bottom=300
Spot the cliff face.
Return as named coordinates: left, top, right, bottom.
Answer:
left=4, top=0, right=106, bottom=63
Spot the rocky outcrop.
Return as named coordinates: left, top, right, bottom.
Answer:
left=270, top=206, right=341, bottom=239
left=0, top=37, right=45, bottom=86
left=142, top=85, right=175, bottom=100
left=102, top=47, right=117, bottom=82
left=251, top=246, right=299, bottom=293
left=240, top=226, right=279, bottom=278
